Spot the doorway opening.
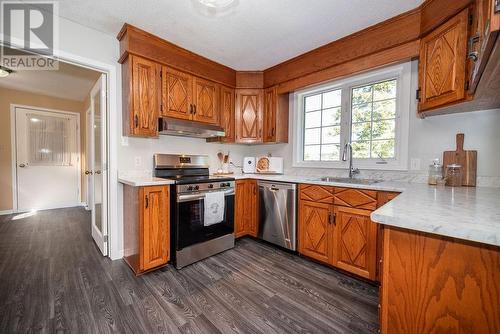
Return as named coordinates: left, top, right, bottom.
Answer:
left=1, top=47, right=110, bottom=256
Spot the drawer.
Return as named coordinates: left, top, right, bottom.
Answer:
left=299, top=184, right=334, bottom=204
left=334, top=187, right=377, bottom=210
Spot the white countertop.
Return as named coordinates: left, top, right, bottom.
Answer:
left=118, top=176, right=176, bottom=187
left=118, top=172, right=500, bottom=247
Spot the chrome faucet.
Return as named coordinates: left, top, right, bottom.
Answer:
left=342, top=143, right=360, bottom=178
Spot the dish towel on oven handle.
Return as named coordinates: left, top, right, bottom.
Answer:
left=204, top=191, right=225, bottom=226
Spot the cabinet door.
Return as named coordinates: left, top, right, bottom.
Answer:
left=235, top=180, right=247, bottom=238
left=235, top=89, right=263, bottom=143
left=245, top=180, right=258, bottom=237
left=263, top=87, right=277, bottom=142
left=418, top=9, right=469, bottom=112
left=131, top=56, right=160, bottom=136
left=219, top=86, right=235, bottom=142
left=140, top=186, right=170, bottom=271
left=332, top=206, right=378, bottom=280
left=298, top=200, right=332, bottom=264
left=162, top=67, right=193, bottom=120
left=193, top=77, right=219, bottom=124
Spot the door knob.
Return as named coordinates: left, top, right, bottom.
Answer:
left=95, top=170, right=102, bottom=175
left=19, top=163, right=26, bottom=168
left=85, top=170, right=93, bottom=175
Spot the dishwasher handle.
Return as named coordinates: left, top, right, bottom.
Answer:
left=258, top=181, right=297, bottom=191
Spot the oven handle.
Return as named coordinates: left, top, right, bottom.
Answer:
left=177, top=189, right=234, bottom=202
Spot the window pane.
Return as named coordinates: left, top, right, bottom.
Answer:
left=305, top=94, right=321, bottom=112
left=322, top=107, right=341, bottom=126
left=352, top=85, right=372, bottom=105
left=373, top=99, right=396, bottom=120
left=304, top=145, right=321, bottom=161
left=321, top=144, right=340, bottom=161
left=323, top=90, right=341, bottom=108
left=322, top=126, right=341, bottom=144
left=352, top=141, right=370, bottom=158
left=352, top=103, right=371, bottom=123
left=304, top=128, right=321, bottom=145
left=305, top=110, right=321, bottom=128
left=372, top=120, right=395, bottom=140
left=373, top=80, right=397, bottom=101
left=372, top=140, right=395, bottom=159
left=352, top=122, right=371, bottom=142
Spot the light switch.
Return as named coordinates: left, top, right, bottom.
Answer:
left=134, top=156, right=142, bottom=167
left=121, top=136, right=129, bottom=146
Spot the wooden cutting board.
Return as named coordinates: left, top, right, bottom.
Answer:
left=443, top=133, right=477, bottom=186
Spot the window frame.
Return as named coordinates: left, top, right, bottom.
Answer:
left=292, top=62, right=411, bottom=170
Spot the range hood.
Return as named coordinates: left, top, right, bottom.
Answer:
left=158, top=117, right=225, bottom=138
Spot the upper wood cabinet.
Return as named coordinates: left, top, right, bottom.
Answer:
left=162, top=67, right=193, bottom=120
left=193, top=77, right=219, bottom=124
left=263, top=87, right=289, bottom=143
left=161, top=67, right=220, bottom=124
left=298, top=200, right=333, bottom=264
left=235, top=179, right=258, bottom=238
left=219, top=86, right=235, bottom=142
left=235, top=89, right=264, bottom=143
left=122, top=55, right=160, bottom=137
left=123, top=184, right=170, bottom=275
left=418, top=9, right=470, bottom=112
left=332, top=206, right=378, bottom=280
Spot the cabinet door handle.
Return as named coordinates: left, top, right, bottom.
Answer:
left=193, top=105, right=197, bottom=115
left=272, top=128, right=275, bottom=137
left=134, top=114, right=139, bottom=128
left=328, top=212, right=336, bottom=225
left=145, top=195, right=149, bottom=209
left=189, top=104, right=193, bottom=114
left=467, top=33, right=480, bottom=61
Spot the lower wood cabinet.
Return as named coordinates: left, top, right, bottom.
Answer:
left=298, top=200, right=333, bottom=264
left=298, top=184, right=398, bottom=281
left=123, top=184, right=170, bottom=275
left=380, top=227, right=500, bottom=334
left=235, top=179, right=258, bottom=238
left=332, top=206, right=378, bottom=280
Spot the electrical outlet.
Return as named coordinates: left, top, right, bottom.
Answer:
left=121, top=136, right=129, bottom=146
left=134, top=156, right=142, bottom=167
left=410, top=158, right=421, bottom=171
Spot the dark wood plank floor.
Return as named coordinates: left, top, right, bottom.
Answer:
left=0, top=207, right=379, bottom=333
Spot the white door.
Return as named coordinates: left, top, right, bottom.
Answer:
left=87, top=74, right=108, bottom=255
left=15, top=107, right=80, bottom=211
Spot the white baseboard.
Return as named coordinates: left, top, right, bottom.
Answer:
left=0, top=209, right=14, bottom=216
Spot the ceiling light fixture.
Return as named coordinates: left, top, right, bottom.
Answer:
left=197, top=0, right=235, bottom=9
left=0, top=66, right=12, bottom=78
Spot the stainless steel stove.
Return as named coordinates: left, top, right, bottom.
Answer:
left=154, top=154, right=235, bottom=269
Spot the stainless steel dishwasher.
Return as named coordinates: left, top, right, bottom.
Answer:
left=258, top=181, right=297, bottom=251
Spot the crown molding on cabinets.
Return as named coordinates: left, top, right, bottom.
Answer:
left=117, top=24, right=237, bottom=87
left=235, top=71, right=264, bottom=89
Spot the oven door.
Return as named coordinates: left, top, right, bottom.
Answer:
left=175, top=189, right=234, bottom=250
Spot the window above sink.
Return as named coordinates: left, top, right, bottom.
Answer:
left=292, top=62, right=412, bottom=171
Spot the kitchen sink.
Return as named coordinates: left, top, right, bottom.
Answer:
left=317, top=177, right=382, bottom=185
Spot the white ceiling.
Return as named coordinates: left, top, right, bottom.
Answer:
left=53, top=0, right=424, bottom=70
left=0, top=59, right=101, bottom=101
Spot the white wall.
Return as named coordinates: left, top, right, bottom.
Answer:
left=248, top=61, right=500, bottom=187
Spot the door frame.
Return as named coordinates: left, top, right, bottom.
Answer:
left=85, top=105, right=91, bottom=210
left=10, top=104, right=82, bottom=212
left=1, top=39, right=118, bottom=260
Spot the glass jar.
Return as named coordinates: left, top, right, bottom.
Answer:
left=445, top=164, right=463, bottom=187
left=428, top=159, right=443, bottom=185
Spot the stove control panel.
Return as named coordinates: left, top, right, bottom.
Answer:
left=177, top=180, right=235, bottom=194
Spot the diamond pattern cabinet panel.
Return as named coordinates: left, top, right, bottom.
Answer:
left=162, top=66, right=193, bottom=120
left=332, top=206, right=377, bottom=280
left=418, top=9, right=469, bottom=112
left=334, top=187, right=377, bottom=210
left=235, top=89, right=263, bottom=143
left=300, top=184, right=335, bottom=204
left=193, top=77, right=219, bottom=124
left=298, top=200, right=333, bottom=264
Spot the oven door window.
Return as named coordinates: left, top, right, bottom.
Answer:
left=177, top=194, right=234, bottom=249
